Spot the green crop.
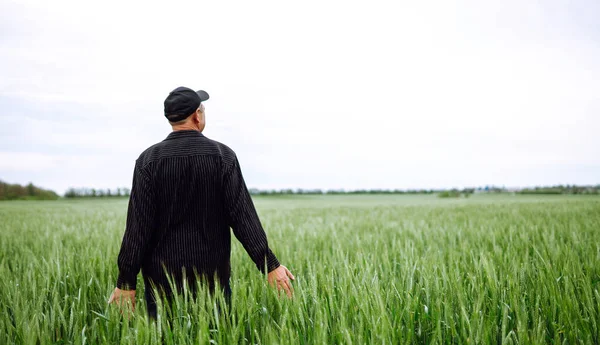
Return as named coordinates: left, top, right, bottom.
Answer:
left=1, top=195, right=599, bottom=344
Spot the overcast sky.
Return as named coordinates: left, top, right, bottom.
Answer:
left=1, top=0, right=599, bottom=194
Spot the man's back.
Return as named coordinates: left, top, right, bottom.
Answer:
left=116, top=130, right=279, bottom=294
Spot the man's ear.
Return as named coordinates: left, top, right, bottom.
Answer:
left=193, top=110, right=201, bottom=124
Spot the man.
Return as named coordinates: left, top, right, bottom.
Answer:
left=108, top=86, right=294, bottom=318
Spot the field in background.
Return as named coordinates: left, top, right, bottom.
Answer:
left=1, top=195, right=599, bottom=344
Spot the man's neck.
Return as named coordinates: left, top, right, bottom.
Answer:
left=171, top=125, right=200, bottom=132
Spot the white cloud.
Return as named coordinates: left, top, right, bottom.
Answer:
left=1, top=0, right=599, bottom=191
left=0, top=152, right=60, bottom=171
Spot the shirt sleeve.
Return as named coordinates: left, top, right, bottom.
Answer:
left=223, top=155, right=280, bottom=273
left=116, top=162, right=156, bottom=290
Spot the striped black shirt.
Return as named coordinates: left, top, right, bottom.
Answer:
left=116, top=130, right=280, bottom=291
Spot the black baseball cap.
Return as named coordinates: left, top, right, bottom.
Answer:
left=164, top=86, right=209, bottom=122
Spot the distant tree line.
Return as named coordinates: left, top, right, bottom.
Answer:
left=64, top=187, right=131, bottom=198
left=248, top=188, right=440, bottom=195
left=517, top=185, right=600, bottom=195
left=2, top=181, right=599, bottom=201
left=0, top=180, right=59, bottom=200
left=249, top=185, right=600, bottom=196
left=438, top=189, right=472, bottom=198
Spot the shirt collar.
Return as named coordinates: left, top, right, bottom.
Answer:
left=164, top=130, right=205, bottom=141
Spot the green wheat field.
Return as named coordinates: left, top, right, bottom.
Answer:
left=1, top=195, right=599, bottom=344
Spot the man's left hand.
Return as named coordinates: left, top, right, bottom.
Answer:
left=268, top=265, right=295, bottom=298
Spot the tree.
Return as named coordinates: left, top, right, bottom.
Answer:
left=26, top=182, right=35, bottom=196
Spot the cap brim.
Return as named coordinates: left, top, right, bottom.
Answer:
left=196, top=90, right=209, bottom=102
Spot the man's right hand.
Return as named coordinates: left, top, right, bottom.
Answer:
left=108, top=287, right=136, bottom=313
left=268, top=265, right=295, bottom=298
